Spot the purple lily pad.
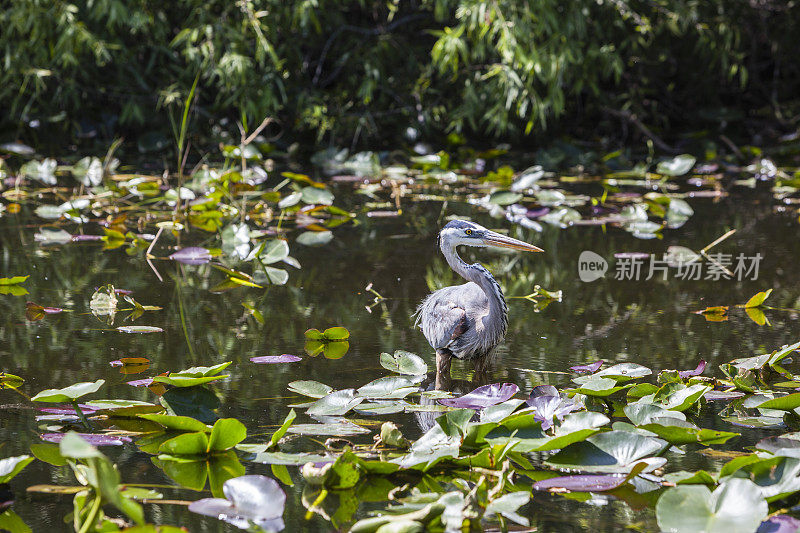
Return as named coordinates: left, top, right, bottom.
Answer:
left=705, top=390, right=746, bottom=401
left=526, top=207, right=550, bottom=218
left=39, top=404, right=98, bottom=415
left=758, top=515, right=800, bottom=533
left=570, top=360, right=604, bottom=374
left=250, top=355, right=302, bottom=364
left=438, top=383, right=519, bottom=409
left=71, top=234, right=104, bottom=242
left=526, top=395, right=579, bottom=430
left=678, top=360, right=707, bottom=378
left=126, top=378, right=154, bottom=387
left=169, top=247, right=212, bottom=265
left=533, top=473, right=629, bottom=492
left=40, top=433, right=132, bottom=446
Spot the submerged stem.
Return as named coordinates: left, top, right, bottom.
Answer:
left=77, top=494, right=103, bottom=533
left=71, top=400, right=92, bottom=431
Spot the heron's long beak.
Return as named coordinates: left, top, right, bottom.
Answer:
left=482, top=232, right=544, bottom=252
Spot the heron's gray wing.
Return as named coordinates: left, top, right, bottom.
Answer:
left=415, top=286, right=476, bottom=351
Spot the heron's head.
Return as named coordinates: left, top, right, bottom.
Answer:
left=438, top=220, right=544, bottom=253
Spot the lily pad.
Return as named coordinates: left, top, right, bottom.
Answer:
left=306, top=389, right=364, bottom=416
left=189, top=475, right=286, bottom=531
left=250, top=355, right=302, bottom=364
left=656, top=154, right=696, bottom=176
left=169, top=247, right=212, bottom=265
left=380, top=351, right=428, bottom=375
left=0, top=455, right=34, bottom=483
left=656, top=478, right=767, bottom=533
left=439, top=383, right=519, bottom=409
left=545, top=430, right=668, bottom=473
left=288, top=380, right=333, bottom=398
left=32, top=379, right=105, bottom=403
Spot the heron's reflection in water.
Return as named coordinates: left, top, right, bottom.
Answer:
left=413, top=364, right=492, bottom=433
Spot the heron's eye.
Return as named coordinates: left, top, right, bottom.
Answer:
left=464, top=229, right=472, bottom=236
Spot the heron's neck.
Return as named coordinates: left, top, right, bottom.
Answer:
left=442, top=243, right=508, bottom=317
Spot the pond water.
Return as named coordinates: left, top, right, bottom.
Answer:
left=1, top=162, right=799, bottom=531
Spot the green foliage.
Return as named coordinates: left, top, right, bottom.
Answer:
left=0, top=1, right=796, bottom=145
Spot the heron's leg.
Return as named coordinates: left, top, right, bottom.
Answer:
left=435, top=350, right=452, bottom=390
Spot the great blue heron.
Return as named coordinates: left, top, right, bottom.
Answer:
left=414, top=219, right=544, bottom=377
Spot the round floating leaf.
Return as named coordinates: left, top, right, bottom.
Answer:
left=288, top=380, right=333, bottom=398
left=640, top=423, right=739, bottom=446
left=678, top=360, right=707, bottom=378
left=0, top=372, right=24, bottom=390
left=296, top=230, right=333, bottom=246
left=117, top=326, right=164, bottom=334
left=723, top=456, right=800, bottom=499
left=756, top=393, right=800, bottom=411
left=439, top=383, right=518, bottom=410
left=665, top=246, right=701, bottom=267
left=278, top=191, right=302, bottom=209
left=40, top=433, right=132, bottom=446
left=300, top=186, right=334, bottom=205
left=570, top=360, right=604, bottom=374
left=138, top=414, right=209, bottom=432
left=248, top=451, right=335, bottom=465
left=656, top=154, right=696, bottom=176
left=651, top=384, right=713, bottom=411
left=286, top=421, right=370, bottom=437
left=159, top=431, right=210, bottom=455
left=307, top=389, right=363, bottom=416
left=0, top=455, right=34, bottom=483
left=357, top=377, right=421, bottom=399
left=152, top=374, right=229, bottom=387
left=304, top=328, right=325, bottom=340
left=756, top=432, right=800, bottom=458
left=745, top=289, right=773, bottom=309
left=533, top=462, right=648, bottom=493
left=208, top=419, right=247, bottom=452
left=322, top=340, right=349, bottom=359
left=32, top=379, right=105, bottom=403
left=323, top=326, right=350, bottom=340
left=546, top=430, right=667, bottom=473
left=189, top=475, right=286, bottom=530
left=624, top=403, right=687, bottom=426
left=574, top=377, right=634, bottom=397
left=577, top=362, right=652, bottom=382
left=169, top=247, right=212, bottom=265
left=656, top=478, right=768, bottom=533
left=259, top=239, right=289, bottom=264
left=489, top=190, right=523, bottom=206
left=757, top=515, right=800, bottom=533
left=380, top=351, right=428, bottom=375
left=250, top=355, right=302, bottom=364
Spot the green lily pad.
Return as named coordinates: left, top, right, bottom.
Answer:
left=139, top=414, right=210, bottom=432
left=656, top=154, right=696, bottom=176
left=656, top=478, right=766, bottom=532
left=307, top=389, right=364, bottom=416
left=545, top=430, right=668, bottom=473
left=288, top=380, right=333, bottom=398
left=0, top=455, right=34, bottom=483
left=380, top=351, right=428, bottom=375
left=32, top=379, right=105, bottom=403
